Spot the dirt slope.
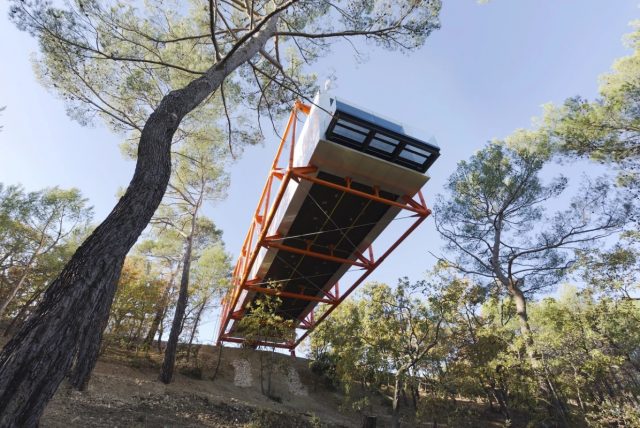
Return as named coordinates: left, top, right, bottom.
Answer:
left=1, top=336, right=507, bottom=427
left=38, top=344, right=361, bottom=427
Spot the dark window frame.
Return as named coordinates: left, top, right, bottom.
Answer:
left=325, top=111, right=440, bottom=173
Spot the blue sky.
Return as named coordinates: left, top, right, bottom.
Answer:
left=0, top=1, right=638, bottom=343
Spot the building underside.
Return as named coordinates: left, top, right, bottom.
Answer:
left=217, top=94, right=440, bottom=353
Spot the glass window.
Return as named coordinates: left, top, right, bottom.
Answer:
left=369, top=138, right=396, bottom=153
left=332, top=124, right=367, bottom=143
left=336, top=119, right=370, bottom=134
left=404, top=144, right=431, bottom=156
left=375, top=133, right=400, bottom=146
left=399, top=149, right=427, bottom=164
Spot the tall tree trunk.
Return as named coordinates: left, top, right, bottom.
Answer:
left=507, top=279, right=569, bottom=426
left=391, top=374, right=402, bottom=428
left=179, top=305, right=191, bottom=337
left=0, top=277, right=28, bottom=321
left=186, top=298, right=207, bottom=362
left=267, top=353, right=273, bottom=397
left=143, top=263, right=180, bottom=349
left=507, top=280, right=534, bottom=348
left=0, top=18, right=279, bottom=425
left=159, top=227, right=195, bottom=384
left=157, top=311, right=165, bottom=352
left=132, top=315, right=146, bottom=348
left=259, top=347, right=265, bottom=395
left=211, top=344, right=223, bottom=382
left=411, top=385, right=418, bottom=410
left=401, top=385, right=408, bottom=406
left=390, top=320, right=443, bottom=428
left=493, top=218, right=568, bottom=424
left=68, top=292, right=114, bottom=391
left=571, top=364, right=586, bottom=413
left=0, top=106, right=172, bottom=424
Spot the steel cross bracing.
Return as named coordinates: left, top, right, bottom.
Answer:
left=216, top=101, right=432, bottom=354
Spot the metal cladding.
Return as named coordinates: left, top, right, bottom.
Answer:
left=216, top=93, right=440, bottom=352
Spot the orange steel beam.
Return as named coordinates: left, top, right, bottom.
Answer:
left=246, top=276, right=337, bottom=301
left=417, top=189, right=427, bottom=208
left=217, top=107, right=303, bottom=343
left=289, top=107, right=297, bottom=167
left=291, top=169, right=430, bottom=216
left=217, top=100, right=433, bottom=351
left=295, top=100, right=311, bottom=115
left=219, top=192, right=430, bottom=346
left=218, top=102, right=312, bottom=343
left=403, top=195, right=425, bottom=211
left=293, top=211, right=429, bottom=347
left=220, top=336, right=293, bottom=350
left=230, top=310, right=245, bottom=320
left=261, top=238, right=371, bottom=268
left=217, top=171, right=293, bottom=341
left=241, top=173, right=292, bottom=282
left=245, top=285, right=337, bottom=305
left=220, top=202, right=429, bottom=347
left=299, top=311, right=315, bottom=330
left=220, top=206, right=429, bottom=348
left=353, top=249, right=374, bottom=266
left=290, top=165, right=318, bottom=175
left=367, top=246, right=375, bottom=264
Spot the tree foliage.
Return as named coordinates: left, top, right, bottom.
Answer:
left=0, top=184, right=93, bottom=323
left=237, top=290, right=295, bottom=398
left=9, top=0, right=442, bottom=153
left=310, top=280, right=450, bottom=424
left=309, top=24, right=640, bottom=426
left=514, top=22, right=640, bottom=199
left=311, top=271, right=639, bottom=426
left=104, top=216, right=231, bottom=355
left=4, top=3, right=640, bottom=428
left=2, top=1, right=443, bottom=423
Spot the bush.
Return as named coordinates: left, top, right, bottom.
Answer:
left=309, top=352, right=338, bottom=389
left=179, top=365, right=203, bottom=380
left=586, top=399, right=640, bottom=427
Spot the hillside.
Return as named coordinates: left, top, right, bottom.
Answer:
left=21, top=339, right=512, bottom=428
left=36, top=344, right=357, bottom=428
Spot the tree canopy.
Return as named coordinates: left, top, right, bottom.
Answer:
left=2, top=2, right=640, bottom=427
left=1, top=1, right=444, bottom=424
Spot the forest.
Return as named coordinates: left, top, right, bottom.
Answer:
left=0, top=0, right=638, bottom=427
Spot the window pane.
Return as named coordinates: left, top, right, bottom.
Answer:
left=399, top=149, right=427, bottom=163
left=370, top=138, right=395, bottom=153
left=336, top=119, right=370, bottom=134
left=332, top=124, right=367, bottom=143
left=374, top=133, right=400, bottom=146
left=404, top=144, right=431, bottom=156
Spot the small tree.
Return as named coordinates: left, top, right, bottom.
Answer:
left=136, top=229, right=185, bottom=350
left=576, top=235, right=640, bottom=301
left=366, top=281, right=447, bottom=428
left=434, top=141, right=629, bottom=424
left=0, top=185, right=92, bottom=320
left=3, top=1, right=442, bottom=422
left=157, top=136, right=228, bottom=384
left=238, top=290, right=294, bottom=398
left=104, top=256, right=164, bottom=349
left=184, top=244, right=231, bottom=362
left=310, top=281, right=449, bottom=426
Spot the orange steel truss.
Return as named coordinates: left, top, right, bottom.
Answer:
left=216, top=101, right=432, bottom=353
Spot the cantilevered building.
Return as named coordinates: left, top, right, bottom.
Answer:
left=217, top=92, right=440, bottom=353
